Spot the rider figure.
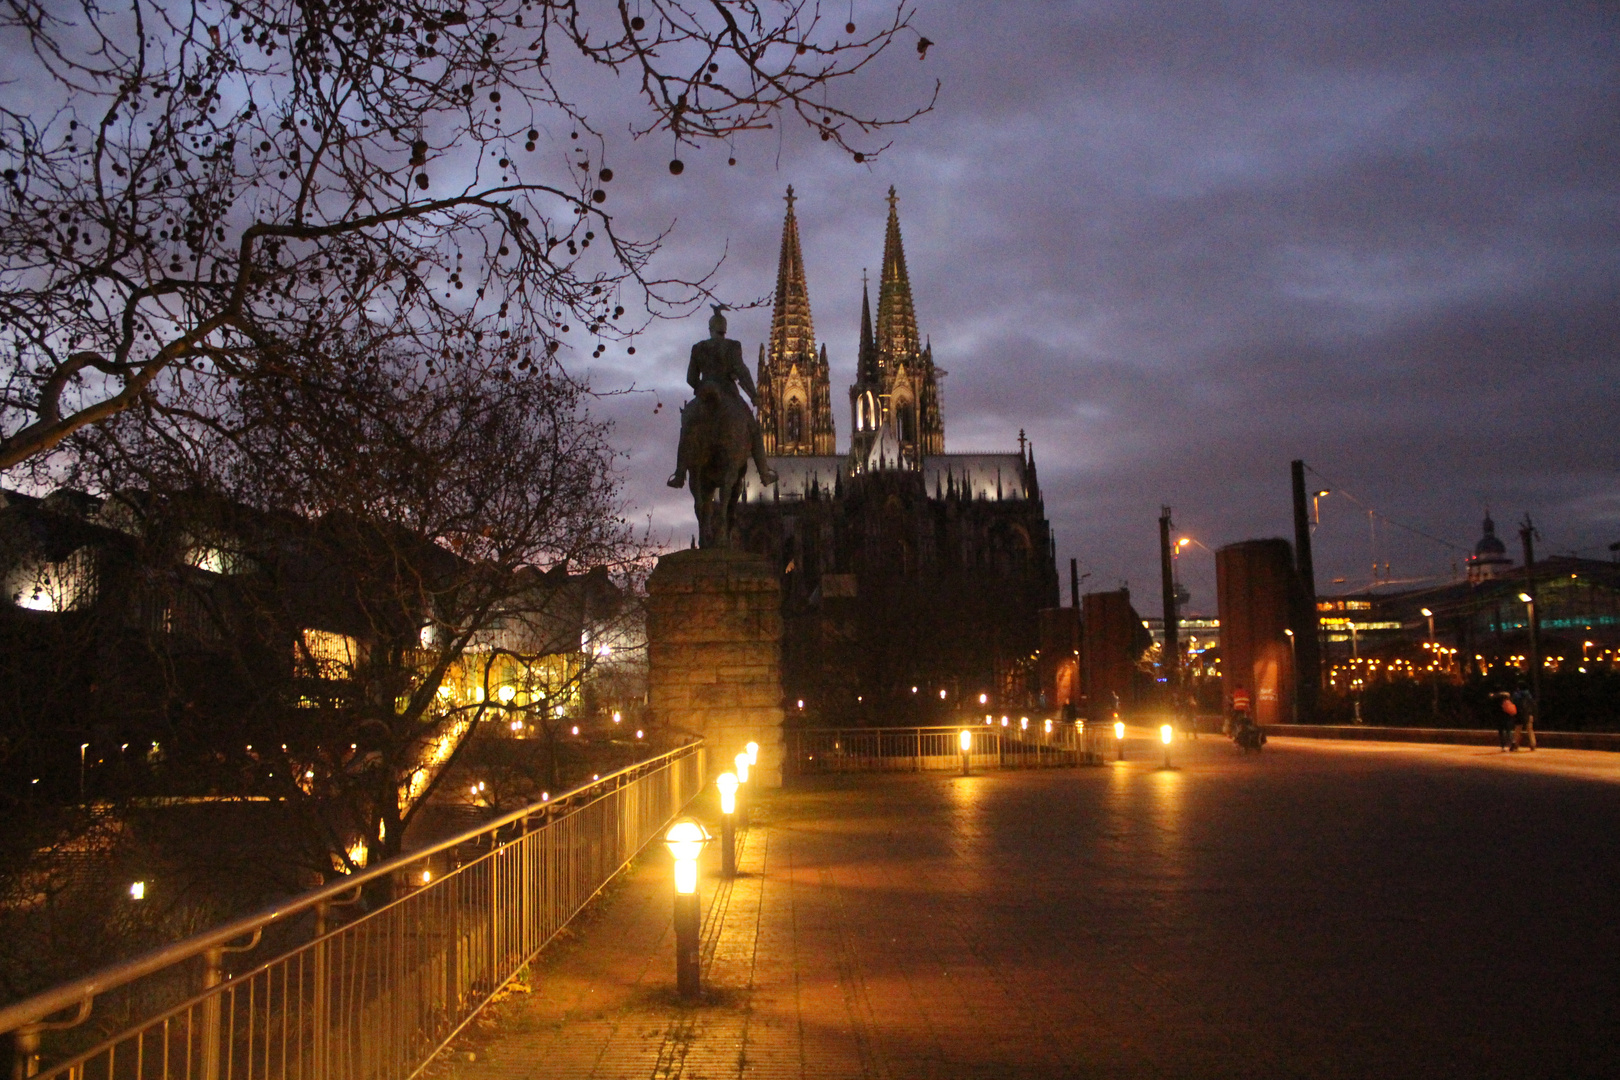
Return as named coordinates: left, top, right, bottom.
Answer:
left=667, top=305, right=778, bottom=488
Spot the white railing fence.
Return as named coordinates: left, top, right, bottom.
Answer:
left=1, top=742, right=707, bottom=1080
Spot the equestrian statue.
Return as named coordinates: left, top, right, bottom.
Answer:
left=667, top=305, right=778, bottom=548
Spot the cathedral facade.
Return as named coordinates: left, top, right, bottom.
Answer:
left=736, top=188, right=1060, bottom=722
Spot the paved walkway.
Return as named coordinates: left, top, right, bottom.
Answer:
left=446, top=733, right=1620, bottom=1079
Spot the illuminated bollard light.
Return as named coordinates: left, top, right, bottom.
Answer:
left=716, top=772, right=739, bottom=878
left=734, top=751, right=751, bottom=828
left=664, top=819, right=711, bottom=999
left=1161, top=723, right=1174, bottom=769
left=1115, top=720, right=1126, bottom=761
left=959, top=728, right=973, bottom=776
left=746, top=740, right=759, bottom=767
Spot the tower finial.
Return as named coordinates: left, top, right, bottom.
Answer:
left=785, top=184, right=796, bottom=209
left=886, top=184, right=898, bottom=210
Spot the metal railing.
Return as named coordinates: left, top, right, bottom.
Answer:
left=785, top=723, right=1109, bottom=775
left=1, top=742, right=707, bottom=1080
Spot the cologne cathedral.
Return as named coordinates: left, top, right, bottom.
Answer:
left=735, top=187, right=1061, bottom=722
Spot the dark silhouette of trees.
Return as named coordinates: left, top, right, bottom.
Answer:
left=0, top=0, right=934, bottom=468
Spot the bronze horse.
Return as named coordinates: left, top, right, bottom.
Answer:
left=677, top=384, right=755, bottom=548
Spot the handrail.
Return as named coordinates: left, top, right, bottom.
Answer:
left=0, top=739, right=702, bottom=1038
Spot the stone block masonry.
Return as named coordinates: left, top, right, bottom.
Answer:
left=648, top=548, right=785, bottom=786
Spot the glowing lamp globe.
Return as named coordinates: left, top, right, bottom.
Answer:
left=716, top=771, right=739, bottom=815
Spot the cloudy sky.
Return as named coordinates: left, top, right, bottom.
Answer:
left=576, top=0, right=1618, bottom=615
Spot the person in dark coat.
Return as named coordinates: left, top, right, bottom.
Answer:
left=1492, top=691, right=1516, bottom=752
left=1513, top=687, right=1538, bottom=751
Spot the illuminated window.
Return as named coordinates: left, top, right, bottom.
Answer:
left=9, top=549, right=97, bottom=612
left=296, top=629, right=362, bottom=679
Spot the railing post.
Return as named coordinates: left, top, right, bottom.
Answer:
left=490, top=849, right=502, bottom=996
left=10, top=1026, right=40, bottom=1080
left=200, top=947, right=224, bottom=1080
left=312, top=902, right=329, bottom=1080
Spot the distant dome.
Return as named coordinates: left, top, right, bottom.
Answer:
left=1467, top=512, right=1512, bottom=583
left=1474, top=514, right=1507, bottom=557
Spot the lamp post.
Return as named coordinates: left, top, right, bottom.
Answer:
left=959, top=728, right=972, bottom=776
left=1115, top=720, right=1126, bottom=761
left=716, top=772, right=739, bottom=877
left=1350, top=620, right=1363, bottom=724
left=1284, top=628, right=1298, bottom=723
left=1160, top=723, right=1173, bottom=769
left=664, top=819, right=711, bottom=998
left=1519, top=590, right=1540, bottom=703
left=1421, top=607, right=1438, bottom=717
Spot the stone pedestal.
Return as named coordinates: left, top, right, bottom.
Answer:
left=648, top=548, right=785, bottom=787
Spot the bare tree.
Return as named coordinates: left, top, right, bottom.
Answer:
left=66, top=326, right=640, bottom=871
left=0, top=0, right=934, bottom=469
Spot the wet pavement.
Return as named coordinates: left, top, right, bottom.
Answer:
left=446, top=731, right=1620, bottom=1079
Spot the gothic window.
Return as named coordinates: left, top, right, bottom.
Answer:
left=786, top=399, right=805, bottom=444
left=898, top=400, right=917, bottom=444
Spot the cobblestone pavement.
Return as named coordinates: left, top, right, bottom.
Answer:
left=448, top=733, right=1620, bottom=1079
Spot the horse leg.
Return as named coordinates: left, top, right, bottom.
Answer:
left=692, top=475, right=711, bottom=547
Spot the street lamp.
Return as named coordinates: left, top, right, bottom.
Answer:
left=959, top=728, right=972, bottom=776
left=663, top=819, right=711, bottom=998
left=1160, top=723, right=1173, bottom=769
left=1115, top=720, right=1126, bottom=761
left=1421, top=608, right=1438, bottom=717
left=1284, top=628, right=1298, bottom=724
left=716, top=773, right=739, bottom=877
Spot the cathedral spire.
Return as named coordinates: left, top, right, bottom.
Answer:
left=858, top=269, right=879, bottom=382
left=768, top=185, right=815, bottom=365
left=758, top=185, right=835, bottom=456
left=875, top=186, right=920, bottom=363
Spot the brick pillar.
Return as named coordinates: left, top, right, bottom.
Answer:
left=647, top=548, right=785, bottom=787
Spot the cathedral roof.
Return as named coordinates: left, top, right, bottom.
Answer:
left=875, top=187, right=920, bottom=362
left=768, top=186, right=816, bottom=364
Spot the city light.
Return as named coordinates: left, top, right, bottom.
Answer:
left=716, top=771, right=738, bottom=815
left=498, top=685, right=516, bottom=704
left=129, top=881, right=146, bottom=900
left=746, top=741, right=759, bottom=766
left=735, top=752, right=750, bottom=784
left=959, top=729, right=973, bottom=752
left=1115, top=721, right=1125, bottom=740
left=1161, top=724, right=1173, bottom=745
left=664, top=819, right=709, bottom=895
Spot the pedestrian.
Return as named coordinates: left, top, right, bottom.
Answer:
left=1493, top=691, right=1516, bottom=752
left=1513, top=687, right=1538, bottom=751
